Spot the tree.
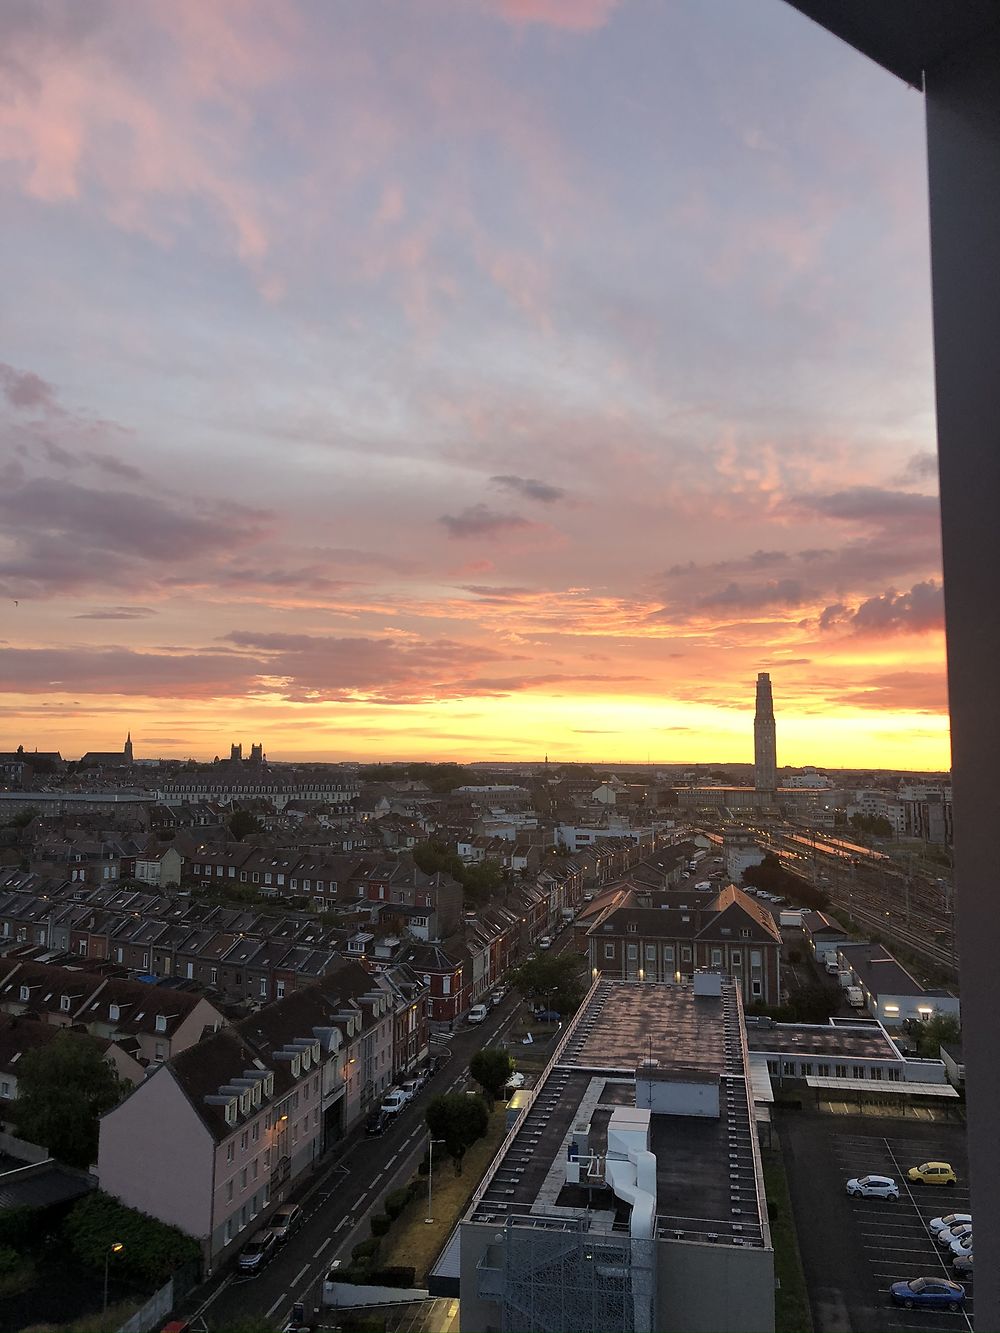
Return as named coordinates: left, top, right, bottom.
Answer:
left=510, top=951, right=587, bottom=1016
left=228, top=808, right=261, bottom=841
left=786, top=982, right=842, bottom=1025
left=425, top=1093, right=489, bottom=1174
left=11, top=1033, right=124, bottom=1169
left=906, top=1013, right=961, bottom=1058
left=470, top=1047, right=514, bottom=1106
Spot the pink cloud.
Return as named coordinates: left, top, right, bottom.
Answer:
left=485, top=0, right=623, bottom=31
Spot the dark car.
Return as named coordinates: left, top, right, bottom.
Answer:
left=890, top=1277, right=966, bottom=1311
left=952, top=1254, right=974, bottom=1279
left=365, top=1109, right=391, bottom=1137
left=238, top=1229, right=277, bottom=1274
left=533, top=1008, right=561, bottom=1023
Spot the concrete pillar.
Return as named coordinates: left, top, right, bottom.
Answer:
left=925, top=31, right=1000, bottom=1332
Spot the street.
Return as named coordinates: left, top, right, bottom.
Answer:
left=183, top=979, right=535, bottom=1330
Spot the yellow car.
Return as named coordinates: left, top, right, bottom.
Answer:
left=908, top=1161, right=958, bottom=1186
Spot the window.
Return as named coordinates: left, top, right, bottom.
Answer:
left=259, top=978, right=268, bottom=999
left=767, top=1059, right=779, bottom=1076
left=226, top=1180, right=234, bottom=1202
left=442, top=976, right=451, bottom=995
left=783, top=1061, right=795, bottom=1076
left=835, top=1064, right=848, bottom=1080
left=240, top=1168, right=248, bottom=1188
left=155, top=1042, right=166, bottom=1061
left=732, top=951, right=742, bottom=967
left=751, top=980, right=762, bottom=997
left=225, top=1218, right=233, bottom=1244
left=241, top=1130, right=249, bottom=1151
left=60, top=995, right=71, bottom=1013
left=0, top=1080, right=8, bottom=1097
left=155, top=1014, right=167, bottom=1033
left=18, top=985, right=29, bottom=1002
left=264, top=1148, right=271, bottom=1168
left=252, top=1158, right=259, bottom=1179
left=314, top=1107, right=319, bottom=1125
left=645, top=944, right=656, bottom=961
left=240, top=1204, right=248, bottom=1229
left=210, top=967, right=218, bottom=985
left=663, top=946, right=674, bottom=961
left=740, top=929, right=751, bottom=938
left=252, top=872, right=259, bottom=884
left=872, top=1067, right=883, bottom=1080
left=276, top=980, right=285, bottom=999
left=802, top=1062, right=813, bottom=1076
left=626, top=923, right=637, bottom=934
left=604, top=942, right=615, bottom=959
left=227, top=1142, right=235, bottom=1162
left=141, top=952, right=149, bottom=968
left=626, top=944, right=638, bottom=961
left=252, top=1121, right=260, bottom=1142
left=711, top=948, right=722, bottom=967
left=115, top=947, right=124, bottom=963
left=853, top=1066, right=866, bottom=1080
left=817, top=1063, right=830, bottom=1077
left=681, top=946, right=692, bottom=962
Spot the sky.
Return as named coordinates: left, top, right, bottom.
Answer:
left=0, top=0, right=949, bottom=769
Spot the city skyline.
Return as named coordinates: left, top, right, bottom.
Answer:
left=1, top=0, right=947, bottom=768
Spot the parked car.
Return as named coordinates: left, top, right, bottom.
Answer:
left=908, top=1161, right=957, bottom=1186
left=380, top=1088, right=409, bottom=1115
left=950, top=1233, right=974, bottom=1259
left=365, top=1109, right=391, bottom=1136
left=890, top=1277, right=965, bottom=1311
left=505, top=1071, right=526, bottom=1091
left=238, top=1229, right=277, bottom=1274
left=952, top=1254, right=974, bottom=1278
left=937, top=1222, right=973, bottom=1248
left=267, top=1204, right=303, bottom=1244
left=401, top=1077, right=423, bottom=1099
left=467, top=1004, right=489, bottom=1024
left=846, top=1175, right=899, bottom=1199
left=930, top=1212, right=972, bottom=1235
left=538, top=936, right=553, bottom=950
left=490, top=988, right=506, bottom=1007
left=534, top=1008, right=561, bottom=1023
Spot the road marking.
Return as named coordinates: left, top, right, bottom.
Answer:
left=291, top=1263, right=310, bottom=1287
left=265, top=1291, right=288, bottom=1319
left=188, top=1273, right=232, bottom=1319
left=314, top=1235, right=335, bottom=1258
left=882, top=1137, right=974, bottom=1333
left=387, top=1152, right=399, bottom=1166
left=372, top=1170, right=384, bottom=1183
left=357, top=1188, right=370, bottom=1202
left=335, top=1216, right=349, bottom=1232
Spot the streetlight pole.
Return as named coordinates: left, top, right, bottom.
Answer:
left=425, top=1135, right=446, bottom=1224
left=103, top=1241, right=123, bottom=1312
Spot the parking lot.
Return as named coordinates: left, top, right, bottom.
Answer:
left=779, top=1111, right=972, bottom=1332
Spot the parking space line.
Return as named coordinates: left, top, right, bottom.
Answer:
left=313, top=1235, right=335, bottom=1259
left=882, top=1138, right=973, bottom=1333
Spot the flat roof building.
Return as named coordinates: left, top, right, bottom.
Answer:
left=459, top=974, right=773, bottom=1332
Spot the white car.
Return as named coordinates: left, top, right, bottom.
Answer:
left=930, top=1213, right=972, bottom=1236
left=467, top=1003, right=489, bottom=1024
left=937, top=1222, right=973, bottom=1249
left=950, top=1233, right=974, bottom=1259
left=505, top=1071, right=526, bottom=1091
left=846, top=1175, right=899, bottom=1199
left=538, top=936, right=553, bottom=950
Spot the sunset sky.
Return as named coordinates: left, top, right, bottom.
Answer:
left=0, top=0, right=948, bottom=769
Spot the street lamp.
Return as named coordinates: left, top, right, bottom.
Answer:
left=425, top=1135, right=447, bottom=1224
left=103, top=1241, right=124, bottom=1312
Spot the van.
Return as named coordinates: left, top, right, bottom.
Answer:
left=467, top=1003, right=489, bottom=1024
left=380, top=1088, right=409, bottom=1115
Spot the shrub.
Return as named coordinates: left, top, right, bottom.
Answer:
left=0, top=1205, right=44, bottom=1249
left=368, top=1265, right=416, bottom=1287
left=417, top=1160, right=429, bottom=1176
left=63, top=1192, right=200, bottom=1287
left=407, top=1178, right=425, bottom=1203
left=384, top=1188, right=410, bottom=1219
left=370, top=1213, right=391, bottom=1238
left=0, top=1246, right=22, bottom=1277
left=351, top=1237, right=380, bottom=1264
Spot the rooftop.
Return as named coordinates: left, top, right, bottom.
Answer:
left=466, top=978, right=767, bottom=1250
left=746, top=1020, right=900, bottom=1061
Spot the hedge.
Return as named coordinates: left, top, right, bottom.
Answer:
left=370, top=1213, right=391, bottom=1238
left=63, top=1192, right=200, bottom=1286
left=351, top=1238, right=380, bottom=1264
left=337, top=1264, right=416, bottom=1288
left=384, top=1188, right=410, bottom=1219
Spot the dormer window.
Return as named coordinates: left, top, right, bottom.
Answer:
left=109, top=1004, right=120, bottom=1022
left=154, top=1014, right=167, bottom=1034
left=263, top=1073, right=274, bottom=1098
left=60, top=995, right=72, bottom=1013
left=225, top=1100, right=237, bottom=1125
left=18, top=985, right=29, bottom=1002
left=239, top=1091, right=250, bottom=1115
left=291, top=1055, right=301, bottom=1078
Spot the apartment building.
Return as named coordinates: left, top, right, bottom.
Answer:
left=585, top=886, right=782, bottom=1005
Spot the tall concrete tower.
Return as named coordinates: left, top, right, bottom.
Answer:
left=754, top=673, right=777, bottom=795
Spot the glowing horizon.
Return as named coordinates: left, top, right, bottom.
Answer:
left=0, top=1, right=948, bottom=772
